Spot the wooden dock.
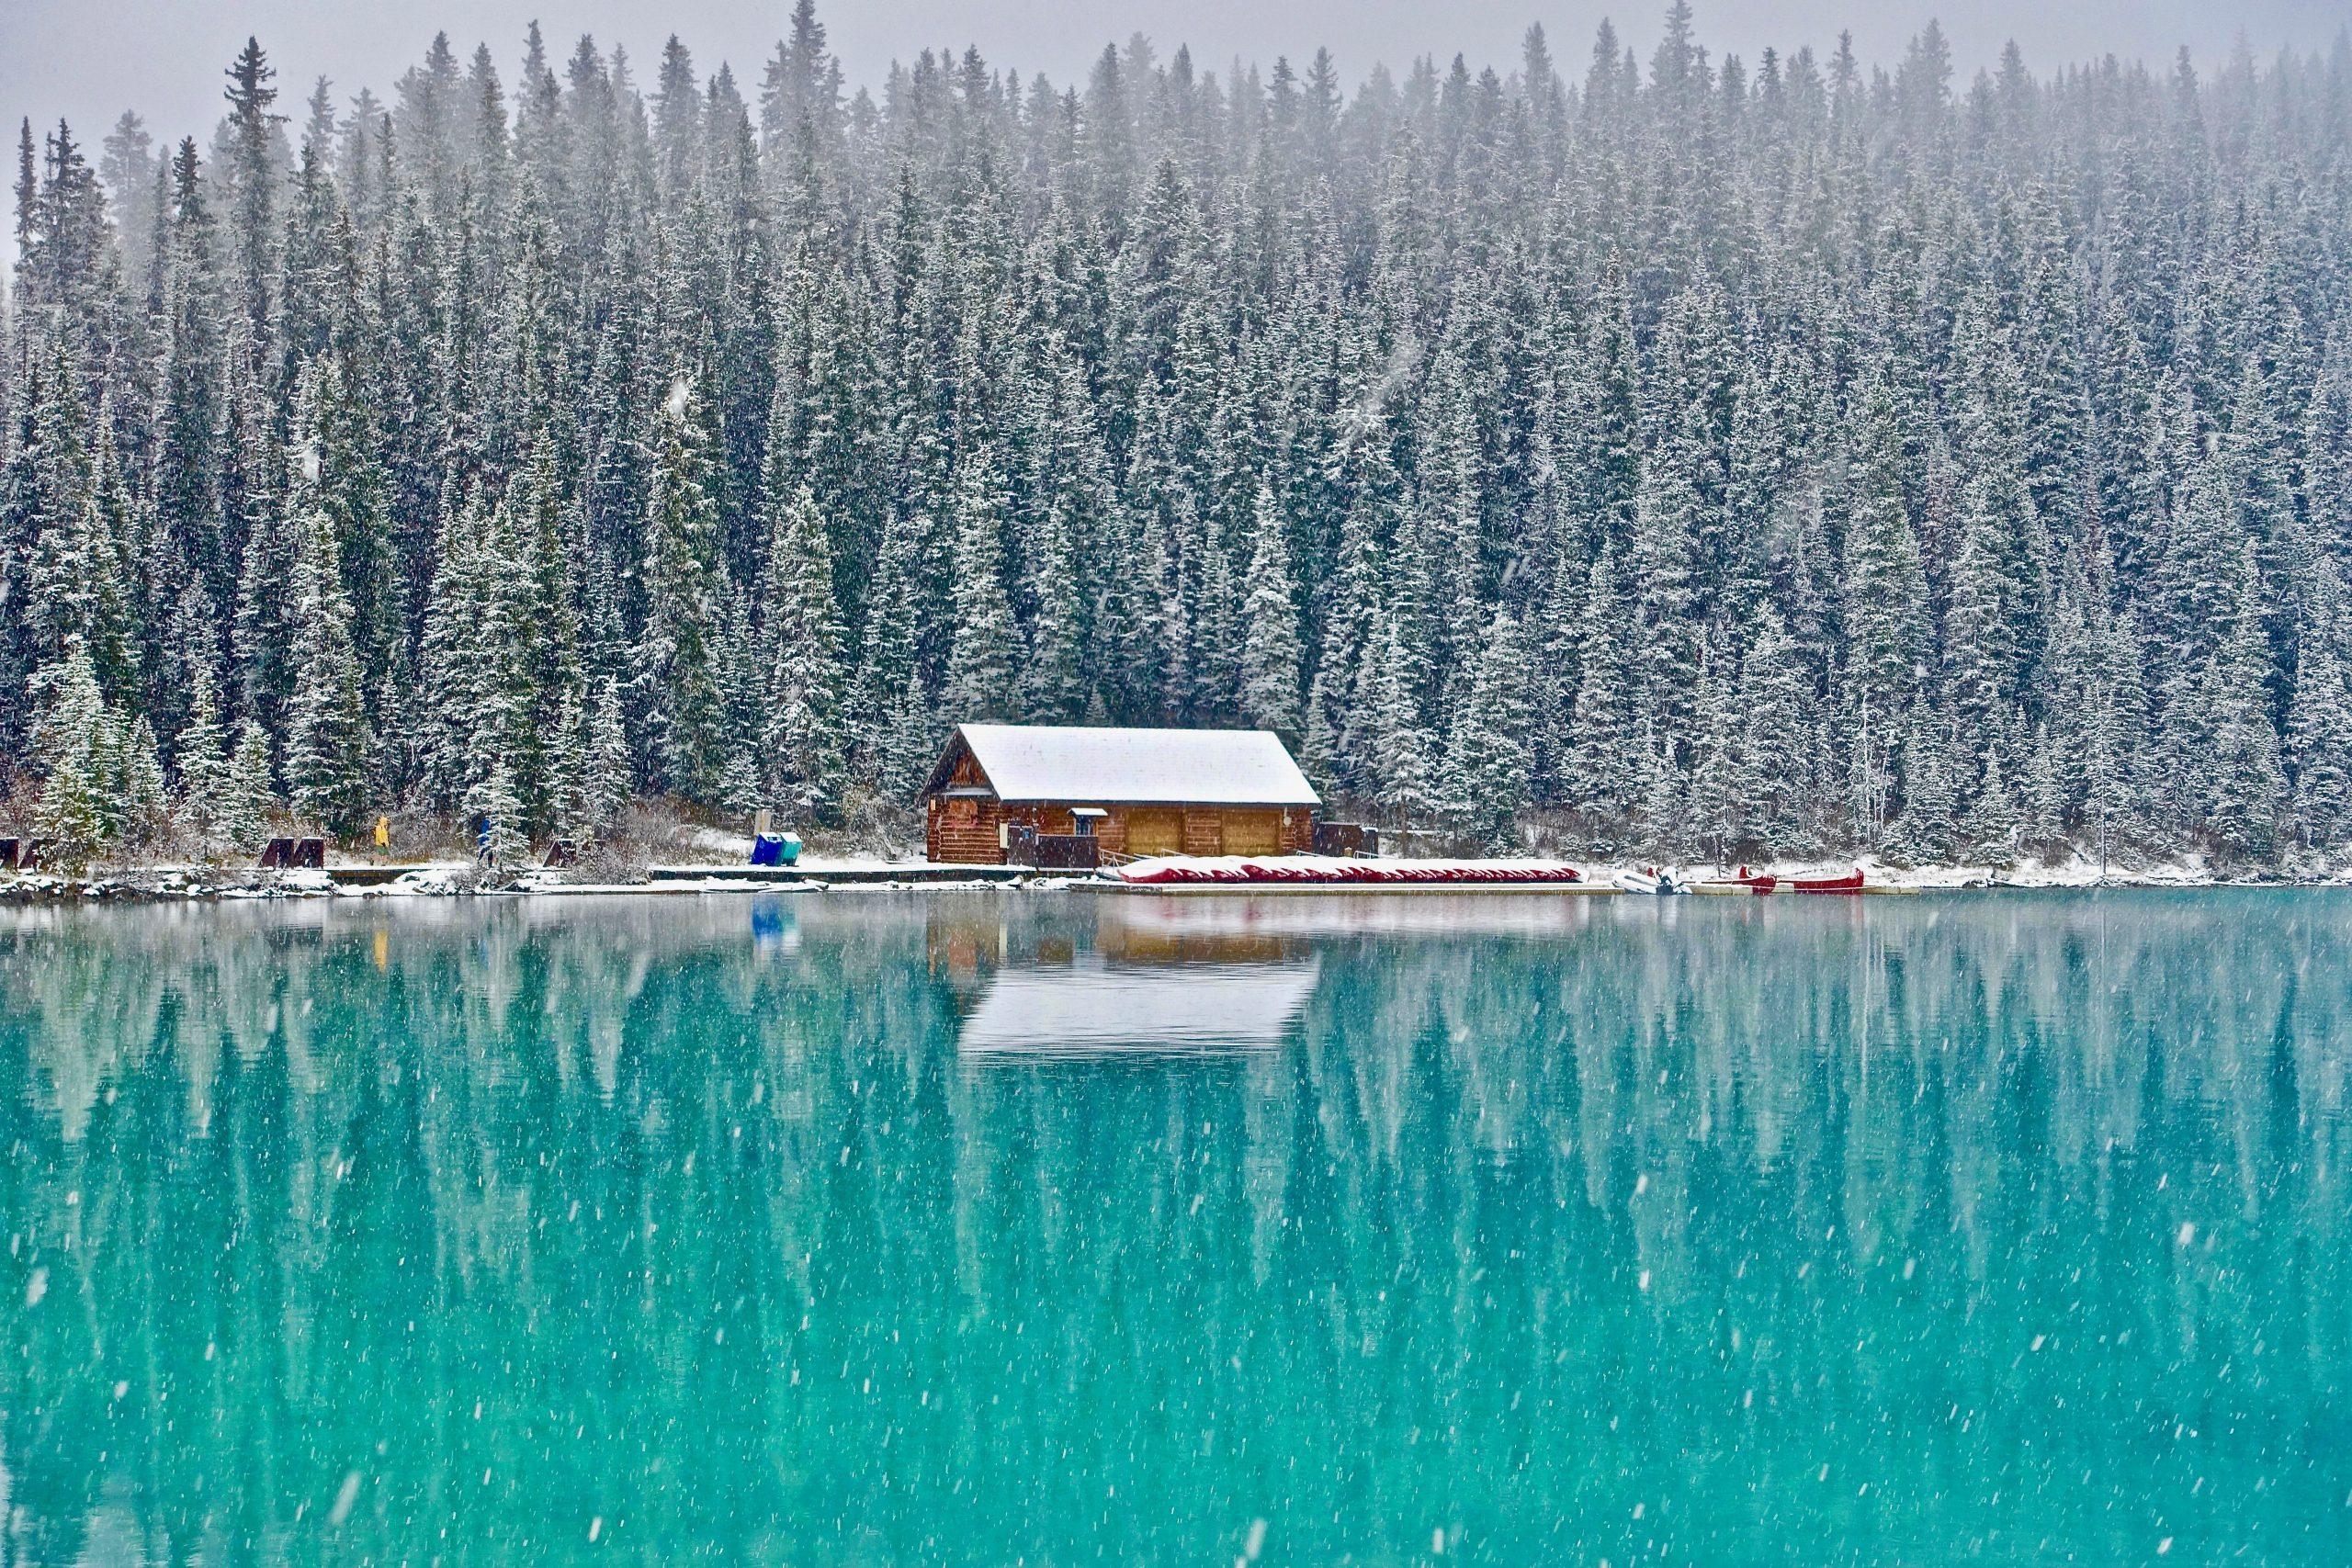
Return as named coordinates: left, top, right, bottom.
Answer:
left=158, top=863, right=1923, bottom=897
left=1083, top=878, right=1614, bottom=896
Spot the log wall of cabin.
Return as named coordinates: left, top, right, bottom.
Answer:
left=927, top=799, right=1317, bottom=864
left=926, top=796, right=1015, bottom=863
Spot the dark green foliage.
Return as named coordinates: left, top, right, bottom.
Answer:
left=3, top=8, right=2348, bottom=868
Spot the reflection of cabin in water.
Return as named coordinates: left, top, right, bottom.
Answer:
left=956, top=955, right=1321, bottom=1058
left=922, top=724, right=1319, bottom=865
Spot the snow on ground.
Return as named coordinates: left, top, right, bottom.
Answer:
left=1718, top=852, right=2225, bottom=889
left=683, top=826, right=756, bottom=858
left=6, top=848, right=2345, bottom=901
left=788, top=852, right=961, bottom=873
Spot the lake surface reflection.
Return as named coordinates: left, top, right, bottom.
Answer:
left=4, top=890, right=2349, bottom=1562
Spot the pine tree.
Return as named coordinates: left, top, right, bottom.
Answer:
left=2203, top=543, right=2288, bottom=861
left=222, top=720, right=276, bottom=853
left=1685, top=639, right=1745, bottom=863
left=1237, top=481, right=1304, bottom=736
left=1, top=16, right=2347, bottom=874
left=1020, top=491, right=1089, bottom=723
left=1890, top=696, right=1956, bottom=866
left=468, top=757, right=530, bottom=876
left=580, top=676, right=634, bottom=835
left=1636, top=717, right=1687, bottom=858
left=1442, top=608, right=1533, bottom=851
left=1565, top=546, right=1639, bottom=831
left=851, top=502, right=929, bottom=781
left=174, top=660, right=235, bottom=856
left=714, top=580, right=768, bottom=817
left=1961, top=730, right=2020, bottom=867
left=21, top=368, right=135, bottom=699
left=1368, top=606, right=1440, bottom=832
left=1629, top=423, right=1704, bottom=739
left=2082, top=604, right=2152, bottom=868
left=2289, top=627, right=2352, bottom=852
left=119, top=716, right=170, bottom=849
left=28, top=643, right=116, bottom=864
left=1302, top=439, right=1396, bottom=795
left=1735, top=604, right=1818, bottom=854
left=756, top=479, right=845, bottom=818
left=941, top=444, right=1021, bottom=721
left=283, top=489, right=372, bottom=837
left=636, top=375, right=734, bottom=800
left=2021, top=721, right=2067, bottom=857
left=221, top=36, right=280, bottom=335
left=1840, top=374, right=1930, bottom=732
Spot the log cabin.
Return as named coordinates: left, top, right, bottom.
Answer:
left=922, top=724, right=1319, bottom=865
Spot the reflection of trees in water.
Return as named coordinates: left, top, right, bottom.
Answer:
left=0, top=895, right=2347, bottom=1562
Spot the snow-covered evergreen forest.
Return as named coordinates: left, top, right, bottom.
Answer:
left=6, top=3, right=2352, bottom=865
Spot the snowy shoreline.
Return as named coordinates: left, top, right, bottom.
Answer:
left=0, top=852, right=2333, bottom=902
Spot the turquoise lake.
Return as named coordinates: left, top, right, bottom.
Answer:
left=4, top=890, right=2349, bottom=1563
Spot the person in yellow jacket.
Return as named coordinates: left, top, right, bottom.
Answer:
left=373, top=816, right=390, bottom=861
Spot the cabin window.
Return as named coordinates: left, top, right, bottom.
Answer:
left=946, top=798, right=977, bottom=822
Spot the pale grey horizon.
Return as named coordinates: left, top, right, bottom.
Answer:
left=6, top=0, right=2346, bottom=176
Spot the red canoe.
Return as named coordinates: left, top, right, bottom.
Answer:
left=1790, top=869, right=1866, bottom=894
left=1116, top=858, right=1584, bottom=887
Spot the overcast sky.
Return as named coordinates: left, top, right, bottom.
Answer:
left=6, top=1, right=2347, bottom=171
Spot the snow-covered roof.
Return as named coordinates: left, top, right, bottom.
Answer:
left=958, top=957, right=1320, bottom=1058
left=936, top=725, right=1320, bottom=807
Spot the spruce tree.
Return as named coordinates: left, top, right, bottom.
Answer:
left=1839, top=373, right=1930, bottom=731
left=1890, top=696, right=1956, bottom=866
left=1961, top=731, right=2021, bottom=867
left=174, top=661, right=234, bottom=856
left=1368, top=607, right=1440, bottom=834
left=222, top=721, right=276, bottom=854
left=467, top=757, right=530, bottom=875
left=1021, top=491, right=1089, bottom=723
left=1734, top=604, right=1817, bottom=854
left=756, top=479, right=845, bottom=818
left=119, top=716, right=170, bottom=849
left=635, top=376, right=734, bottom=800
left=580, top=676, right=634, bottom=836
left=852, top=502, right=929, bottom=778
left=28, top=643, right=116, bottom=864
left=1441, top=607, right=1533, bottom=851
left=941, top=444, right=1021, bottom=721
left=1237, top=481, right=1304, bottom=736
left=283, top=497, right=372, bottom=838
left=2082, top=604, right=2152, bottom=867
left=2289, top=621, right=2352, bottom=851
left=1685, top=639, right=1745, bottom=863
left=0, top=13, right=2346, bottom=873
left=1566, top=546, right=1639, bottom=830
left=2203, top=544, right=2288, bottom=861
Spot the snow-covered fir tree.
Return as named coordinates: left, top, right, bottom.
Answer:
left=26, top=640, right=118, bottom=863
left=2, top=10, right=2349, bottom=868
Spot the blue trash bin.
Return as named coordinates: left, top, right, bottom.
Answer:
left=750, top=832, right=804, bottom=868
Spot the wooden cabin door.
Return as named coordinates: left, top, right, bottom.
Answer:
left=1124, top=807, right=1185, bottom=857
left=1220, top=810, right=1283, bottom=857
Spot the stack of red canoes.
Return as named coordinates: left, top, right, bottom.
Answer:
left=1109, top=857, right=1874, bottom=892
left=1114, top=857, right=1585, bottom=887
left=1702, top=865, right=1868, bottom=895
